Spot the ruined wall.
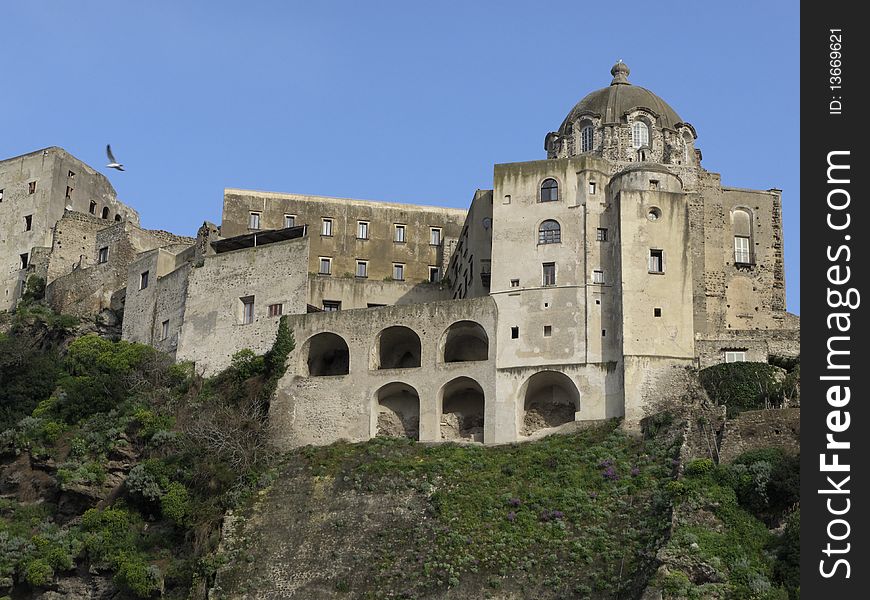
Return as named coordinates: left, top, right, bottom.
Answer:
left=271, top=297, right=497, bottom=449
left=718, top=408, right=800, bottom=463
left=695, top=328, right=800, bottom=369
left=308, top=274, right=448, bottom=310
left=175, top=237, right=310, bottom=374
left=221, top=189, right=466, bottom=287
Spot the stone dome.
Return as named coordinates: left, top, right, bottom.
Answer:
left=557, top=62, right=684, bottom=134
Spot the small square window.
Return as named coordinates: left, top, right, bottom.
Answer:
left=649, top=180, right=660, bottom=190
left=98, top=246, right=109, bottom=264
left=161, top=320, right=170, bottom=340
left=249, top=212, right=261, bottom=230
left=649, top=249, right=664, bottom=273
left=428, top=266, right=441, bottom=283
left=542, top=263, right=556, bottom=286
left=430, top=227, right=442, bottom=246
left=725, top=351, right=747, bottom=363
left=20, top=253, right=29, bottom=269
left=241, top=296, right=255, bottom=324
left=268, top=303, right=283, bottom=317
left=589, top=181, right=597, bottom=195
left=140, top=271, right=149, bottom=290
left=592, top=270, right=604, bottom=284
left=394, top=224, right=406, bottom=243
left=510, top=279, right=520, bottom=288
left=511, top=326, right=519, bottom=339
left=596, top=228, right=607, bottom=241
left=543, top=325, right=552, bottom=337
left=24, top=215, right=33, bottom=231
left=28, top=181, right=37, bottom=194
left=323, top=300, right=341, bottom=312
left=357, top=221, right=369, bottom=239
left=356, top=260, right=368, bottom=278
left=595, top=299, right=601, bottom=305
left=319, top=257, right=332, bottom=275
left=393, top=263, right=405, bottom=281
left=321, top=218, right=333, bottom=236
left=284, top=214, right=296, bottom=228
left=654, top=307, right=662, bottom=317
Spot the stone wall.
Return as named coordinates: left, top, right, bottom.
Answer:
left=308, top=273, right=449, bottom=311
left=696, top=328, right=800, bottom=369
left=175, top=236, right=310, bottom=374
left=718, top=408, right=800, bottom=463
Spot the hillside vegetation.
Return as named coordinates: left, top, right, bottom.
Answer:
left=0, top=306, right=798, bottom=599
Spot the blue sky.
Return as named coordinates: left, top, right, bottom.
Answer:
left=1, top=1, right=799, bottom=313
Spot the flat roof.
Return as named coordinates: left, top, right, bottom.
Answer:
left=211, top=225, right=307, bottom=254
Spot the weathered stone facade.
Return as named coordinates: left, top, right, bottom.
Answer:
left=3, top=62, right=799, bottom=448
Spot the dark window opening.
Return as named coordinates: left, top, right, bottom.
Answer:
left=28, top=181, right=37, bottom=194
left=101, top=206, right=110, bottom=219
left=323, top=300, right=341, bottom=312
left=654, top=307, right=662, bottom=317
left=140, top=271, right=149, bottom=290
left=510, top=326, right=519, bottom=339
left=540, top=178, right=559, bottom=202
left=98, top=246, right=109, bottom=264
left=89, top=201, right=97, bottom=214
left=20, top=253, right=29, bottom=269
left=24, top=215, right=33, bottom=231
left=538, top=220, right=561, bottom=244
left=543, top=325, right=552, bottom=337
left=542, top=262, right=556, bottom=286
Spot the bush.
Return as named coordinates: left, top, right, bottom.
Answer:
left=0, top=332, right=61, bottom=431
left=730, top=449, right=799, bottom=519
left=126, top=460, right=170, bottom=505
left=160, top=482, right=190, bottom=526
left=114, top=553, right=162, bottom=598
left=685, top=458, right=714, bottom=477
left=774, top=510, right=800, bottom=599
left=24, top=558, right=54, bottom=587
left=699, top=362, right=785, bottom=417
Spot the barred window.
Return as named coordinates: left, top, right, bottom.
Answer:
left=538, top=220, right=561, bottom=244
left=631, top=121, right=649, bottom=149
left=540, top=178, right=559, bottom=202
left=580, top=125, right=594, bottom=152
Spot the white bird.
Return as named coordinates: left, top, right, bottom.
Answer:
left=106, top=144, right=125, bottom=171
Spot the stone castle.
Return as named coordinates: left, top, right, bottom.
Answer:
left=0, top=63, right=799, bottom=447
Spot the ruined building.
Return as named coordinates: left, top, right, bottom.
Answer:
left=0, top=63, right=799, bottom=447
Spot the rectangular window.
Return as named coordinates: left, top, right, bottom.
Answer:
left=734, top=236, right=751, bottom=264
left=321, top=218, right=333, bottom=236
left=98, top=246, right=109, bottom=264
left=649, top=249, right=664, bottom=273
left=592, top=269, right=604, bottom=284
left=241, top=296, right=255, bottom=324
left=510, top=278, right=520, bottom=287
left=393, top=263, right=405, bottom=281
left=20, top=253, right=29, bottom=269
left=367, top=303, right=386, bottom=308
left=725, top=351, right=747, bottom=363
left=394, top=224, right=406, bottom=243
left=89, top=201, right=97, bottom=214
left=357, top=221, right=369, bottom=239
left=319, top=257, right=332, bottom=275
left=428, top=266, right=441, bottom=283
left=589, top=181, right=597, bottom=195
left=284, top=214, right=296, bottom=228
left=140, top=271, right=149, bottom=290
left=542, top=262, right=556, bottom=286
left=430, top=227, right=442, bottom=246
left=654, top=307, right=662, bottom=317
left=249, top=212, right=261, bottom=230
left=356, top=260, right=368, bottom=278
left=24, top=215, right=32, bottom=231
left=65, top=186, right=73, bottom=199
left=0, top=189, right=4, bottom=202
left=268, top=303, right=283, bottom=317
left=161, top=320, right=170, bottom=340
left=323, top=300, right=341, bottom=312
left=28, top=181, right=36, bottom=194
left=596, top=228, right=607, bottom=241
left=543, top=325, right=552, bottom=337
left=510, top=326, right=519, bottom=339
left=649, top=180, right=660, bottom=190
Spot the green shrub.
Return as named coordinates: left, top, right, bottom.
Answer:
left=21, top=275, right=46, bottom=303
left=699, top=362, right=785, bottom=417
left=24, top=558, right=54, bottom=587
left=230, top=349, right=265, bottom=381
left=114, top=553, right=162, bottom=598
left=81, top=507, right=138, bottom=564
left=685, top=458, right=714, bottom=477
left=160, top=482, right=191, bottom=526
left=126, top=460, right=170, bottom=505
left=774, top=510, right=800, bottom=599
left=730, top=449, right=799, bottom=519
left=0, top=333, right=61, bottom=431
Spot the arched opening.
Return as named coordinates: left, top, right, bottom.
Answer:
left=732, top=208, right=753, bottom=264
left=538, top=219, right=561, bottom=245
left=114, top=213, right=122, bottom=222
left=101, top=206, right=110, bottom=219
left=580, top=123, right=594, bottom=153
left=521, top=370, right=581, bottom=435
left=375, top=382, right=420, bottom=440
left=304, top=332, right=350, bottom=376
left=442, top=320, right=489, bottom=363
left=540, top=178, right=559, bottom=202
left=631, top=121, right=650, bottom=149
left=439, top=377, right=485, bottom=442
left=374, top=326, right=421, bottom=369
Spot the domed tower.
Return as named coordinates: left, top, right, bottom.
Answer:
left=544, top=61, right=699, bottom=169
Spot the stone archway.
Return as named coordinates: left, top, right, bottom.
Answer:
left=373, top=326, right=421, bottom=369
left=520, top=370, right=580, bottom=435
left=374, top=382, right=420, bottom=440
left=441, top=321, right=488, bottom=363
left=304, top=332, right=350, bottom=376
left=439, top=377, right=485, bottom=442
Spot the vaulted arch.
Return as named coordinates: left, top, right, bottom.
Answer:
left=374, top=382, right=420, bottom=440
left=519, top=370, right=580, bottom=435
left=441, top=320, right=489, bottom=363
left=303, top=332, right=350, bottom=376
left=439, top=377, right=485, bottom=442
left=372, top=326, right=421, bottom=369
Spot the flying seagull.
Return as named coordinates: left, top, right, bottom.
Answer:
left=106, top=145, right=125, bottom=171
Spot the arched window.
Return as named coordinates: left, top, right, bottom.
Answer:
left=540, top=178, right=559, bottom=202
left=580, top=125, right=594, bottom=152
left=101, top=206, right=110, bottom=219
left=538, top=220, right=561, bottom=245
left=733, top=208, right=753, bottom=264
left=631, top=121, right=649, bottom=149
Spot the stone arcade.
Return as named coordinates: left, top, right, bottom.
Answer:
left=0, top=63, right=799, bottom=448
